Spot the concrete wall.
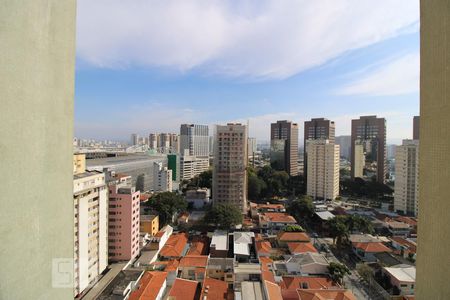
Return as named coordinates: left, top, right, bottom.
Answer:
left=0, top=1, right=76, bottom=299
left=416, top=0, right=450, bottom=299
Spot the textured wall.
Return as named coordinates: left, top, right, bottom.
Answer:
left=416, top=0, right=450, bottom=299
left=0, top=1, right=76, bottom=299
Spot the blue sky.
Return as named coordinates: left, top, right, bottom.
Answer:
left=75, top=0, right=419, bottom=144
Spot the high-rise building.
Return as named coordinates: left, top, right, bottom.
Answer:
left=304, top=118, right=335, bottom=177
left=394, top=140, right=419, bottom=217
left=351, top=116, right=387, bottom=183
left=270, top=120, right=299, bottom=176
left=213, top=123, right=248, bottom=213
left=169, top=133, right=180, bottom=153
left=131, top=133, right=139, bottom=146
left=180, top=154, right=210, bottom=181
left=108, top=175, right=140, bottom=262
left=335, top=135, right=351, bottom=160
left=209, top=136, right=214, bottom=156
left=180, top=124, right=209, bottom=157
left=153, top=162, right=173, bottom=192
left=247, top=137, right=257, bottom=158
left=73, top=154, right=108, bottom=296
left=167, top=154, right=180, bottom=182
left=149, top=133, right=159, bottom=150
left=413, top=116, right=420, bottom=140
left=306, top=140, right=340, bottom=200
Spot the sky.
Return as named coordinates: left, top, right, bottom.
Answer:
left=75, top=0, right=420, bottom=145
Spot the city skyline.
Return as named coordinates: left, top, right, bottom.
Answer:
left=75, top=0, right=419, bottom=144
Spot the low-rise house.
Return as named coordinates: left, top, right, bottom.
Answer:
left=251, top=202, right=286, bottom=219
left=387, top=221, right=411, bottom=237
left=256, top=240, right=273, bottom=257
left=287, top=242, right=318, bottom=255
left=280, top=276, right=336, bottom=290
left=295, top=289, right=356, bottom=300
left=148, top=260, right=179, bottom=286
left=178, top=255, right=208, bottom=282
left=284, top=253, right=330, bottom=275
left=210, top=230, right=229, bottom=258
left=239, top=281, right=264, bottom=300
left=187, top=235, right=209, bottom=256
left=207, top=257, right=234, bottom=282
left=167, top=278, right=200, bottom=300
left=395, top=216, right=418, bottom=234
left=129, top=271, right=167, bottom=300
left=149, top=225, right=173, bottom=251
left=234, top=263, right=262, bottom=286
left=352, top=242, right=392, bottom=262
left=262, top=280, right=283, bottom=300
left=382, top=264, right=416, bottom=296
left=200, top=277, right=233, bottom=300
left=186, top=188, right=210, bottom=209
left=390, top=237, right=417, bottom=260
left=233, top=232, right=256, bottom=262
left=159, top=233, right=189, bottom=259
left=259, top=213, right=297, bottom=232
left=277, top=231, right=311, bottom=247
left=97, top=270, right=144, bottom=300
left=140, top=215, right=159, bottom=236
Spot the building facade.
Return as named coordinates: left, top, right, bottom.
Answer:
left=108, top=177, right=140, bottom=262
left=306, top=140, right=340, bottom=200
left=270, top=120, right=299, bottom=176
left=180, top=155, right=210, bottom=181
left=247, top=137, right=257, bottom=158
left=140, top=215, right=159, bottom=236
left=153, top=162, right=173, bottom=192
left=413, top=116, right=420, bottom=140
left=304, top=118, right=335, bottom=178
left=73, top=155, right=108, bottom=297
left=351, top=115, right=387, bottom=183
left=180, top=124, right=209, bottom=157
left=335, top=135, right=351, bottom=160
left=394, top=140, right=419, bottom=217
left=213, top=123, right=248, bottom=213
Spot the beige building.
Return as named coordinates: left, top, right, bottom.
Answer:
left=353, top=144, right=365, bottom=179
left=213, top=123, right=248, bottom=213
left=153, top=162, right=173, bottom=192
left=306, top=140, right=340, bottom=200
left=180, top=153, right=210, bottom=181
left=73, top=155, right=108, bottom=297
left=394, top=140, right=419, bottom=217
left=140, top=215, right=160, bottom=236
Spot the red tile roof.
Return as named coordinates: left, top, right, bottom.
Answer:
left=280, top=276, right=336, bottom=290
left=129, top=271, right=167, bottom=300
left=263, top=213, right=297, bottom=223
left=277, top=232, right=311, bottom=242
left=188, top=236, right=209, bottom=255
left=287, top=242, right=318, bottom=254
left=264, top=280, right=283, bottom=300
left=260, top=257, right=274, bottom=272
left=390, top=237, right=417, bottom=253
left=168, top=278, right=199, bottom=300
left=160, top=233, right=188, bottom=258
left=256, top=241, right=273, bottom=255
left=165, top=260, right=180, bottom=272
left=352, top=242, right=392, bottom=253
left=295, top=289, right=356, bottom=300
left=395, top=216, right=418, bottom=227
left=179, top=255, right=208, bottom=268
left=200, top=278, right=233, bottom=300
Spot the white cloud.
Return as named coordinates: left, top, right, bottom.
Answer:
left=76, top=0, right=419, bottom=79
left=335, top=52, right=419, bottom=96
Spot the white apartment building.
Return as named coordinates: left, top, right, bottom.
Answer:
left=394, top=140, right=419, bottom=217
left=180, top=153, right=210, bottom=181
left=213, top=123, right=248, bottom=213
left=153, top=162, right=173, bottom=192
left=180, top=124, right=209, bottom=157
left=306, top=140, right=340, bottom=200
left=73, top=155, right=108, bottom=297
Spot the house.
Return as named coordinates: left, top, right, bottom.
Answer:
left=178, top=255, right=208, bottom=282
left=140, top=215, right=159, bottom=236
left=280, top=276, right=336, bottom=290
left=148, top=260, right=179, bottom=286
left=233, top=232, right=256, bottom=262
left=259, top=213, right=297, bottom=232
left=287, top=242, right=318, bottom=255
left=387, top=221, right=411, bottom=237
left=207, top=257, right=234, bottom=282
left=200, top=277, right=233, bottom=300
left=187, top=235, right=209, bottom=256
left=129, top=271, right=167, bottom=300
left=295, top=289, right=356, bottom=300
left=390, top=237, right=417, bottom=260
left=177, top=212, right=189, bottom=224
left=167, top=278, right=200, bottom=300
left=149, top=225, right=173, bottom=250
left=159, top=233, right=189, bottom=259
left=210, top=230, right=229, bottom=258
left=262, top=280, right=283, bottom=300
left=239, top=281, right=264, bottom=300
left=251, top=202, right=286, bottom=219
left=284, top=253, right=330, bottom=275
left=234, top=263, right=262, bottom=285
left=352, top=242, right=392, bottom=262
left=186, top=188, right=210, bottom=209
left=382, top=264, right=416, bottom=296
left=256, top=240, right=273, bottom=257
left=277, top=231, right=311, bottom=247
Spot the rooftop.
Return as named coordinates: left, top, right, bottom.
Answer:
left=233, top=232, right=255, bottom=256
left=295, top=289, right=356, bottom=300
left=352, top=242, right=392, bottom=253
left=262, top=213, right=297, bottom=223
left=383, top=264, right=416, bottom=283
left=241, top=281, right=264, bottom=300
left=211, top=230, right=229, bottom=251
left=128, top=271, right=167, bottom=300
left=200, top=278, right=233, bottom=300
left=277, top=231, right=311, bottom=242
left=315, top=211, right=335, bottom=221
left=264, top=280, right=283, bottom=300
left=256, top=241, right=272, bottom=255
left=287, top=242, right=318, bottom=254
left=281, top=276, right=336, bottom=290
left=168, top=278, right=199, bottom=300
left=159, top=233, right=188, bottom=257
left=97, top=270, right=144, bottom=300
left=286, top=253, right=329, bottom=266
left=179, top=255, right=208, bottom=268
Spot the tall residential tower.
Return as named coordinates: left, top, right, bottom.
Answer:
left=180, top=124, right=209, bottom=157
left=270, top=120, right=299, bottom=176
left=304, top=118, right=335, bottom=177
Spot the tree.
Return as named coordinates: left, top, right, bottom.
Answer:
left=356, top=263, right=373, bottom=282
left=248, top=174, right=267, bottom=200
left=204, top=203, right=243, bottom=229
left=345, top=215, right=374, bottom=234
left=136, top=174, right=145, bottom=192
left=327, top=216, right=349, bottom=247
left=198, top=170, right=212, bottom=189
left=287, top=195, right=314, bottom=221
left=145, top=192, right=187, bottom=226
left=287, top=175, right=306, bottom=197
left=328, top=262, right=350, bottom=285
left=283, top=224, right=305, bottom=232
